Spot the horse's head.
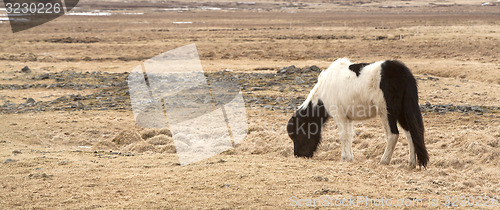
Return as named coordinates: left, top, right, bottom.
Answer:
left=287, top=100, right=329, bottom=157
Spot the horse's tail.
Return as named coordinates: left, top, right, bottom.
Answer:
left=400, top=66, right=428, bottom=168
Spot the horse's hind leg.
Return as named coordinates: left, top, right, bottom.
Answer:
left=380, top=115, right=399, bottom=165
left=338, top=120, right=354, bottom=162
left=404, top=130, right=417, bottom=168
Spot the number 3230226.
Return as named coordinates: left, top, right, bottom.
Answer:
left=443, top=196, right=498, bottom=207
left=5, top=3, right=62, bottom=14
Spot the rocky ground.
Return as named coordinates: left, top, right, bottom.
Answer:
left=2, top=65, right=498, bottom=115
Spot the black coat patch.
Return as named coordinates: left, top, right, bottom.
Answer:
left=348, top=63, right=370, bottom=77
left=379, top=60, right=428, bottom=168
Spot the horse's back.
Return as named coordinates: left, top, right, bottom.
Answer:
left=319, top=59, right=386, bottom=120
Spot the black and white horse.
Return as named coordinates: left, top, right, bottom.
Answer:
left=287, top=58, right=428, bottom=168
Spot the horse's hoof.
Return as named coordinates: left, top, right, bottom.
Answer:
left=341, top=156, right=353, bottom=162
left=379, top=160, right=390, bottom=165
left=408, top=162, right=416, bottom=169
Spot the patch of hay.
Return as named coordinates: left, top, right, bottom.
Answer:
left=487, top=138, right=499, bottom=148
left=363, top=142, right=385, bottom=159
left=155, top=145, right=177, bottom=154
left=463, top=141, right=488, bottom=155
left=111, top=130, right=142, bottom=145
left=316, top=149, right=341, bottom=161
left=140, top=129, right=158, bottom=140
left=482, top=148, right=500, bottom=164
left=359, top=133, right=375, bottom=139
left=157, top=128, right=172, bottom=137
left=147, top=134, right=173, bottom=146
left=278, top=147, right=293, bottom=157
left=94, top=140, right=119, bottom=150
left=140, top=128, right=173, bottom=140
left=93, top=129, right=183, bottom=154
left=238, top=130, right=283, bottom=155
left=121, top=141, right=155, bottom=153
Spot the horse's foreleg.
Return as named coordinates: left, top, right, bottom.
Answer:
left=380, top=115, right=399, bottom=165
left=338, top=120, right=354, bottom=162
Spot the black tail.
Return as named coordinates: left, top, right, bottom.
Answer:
left=380, top=60, right=428, bottom=168
left=402, top=81, right=428, bottom=168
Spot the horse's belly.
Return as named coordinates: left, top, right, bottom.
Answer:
left=345, top=103, right=379, bottom=120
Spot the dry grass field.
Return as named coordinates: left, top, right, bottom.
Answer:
left=0, top=0, right=499, bottom=208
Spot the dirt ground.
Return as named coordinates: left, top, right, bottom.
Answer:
left=0, top=0, right=499, bottom=209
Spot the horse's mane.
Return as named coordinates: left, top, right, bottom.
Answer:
left=297, top=58, right=351, bottom=110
